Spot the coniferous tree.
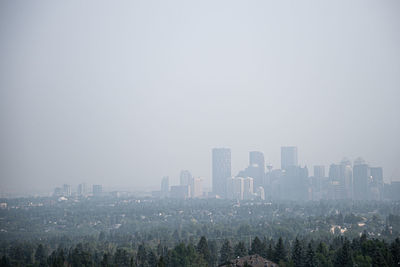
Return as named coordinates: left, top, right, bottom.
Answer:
left=372, top=247, right=387, bottom=267
left=137, top=244, right=147, bottom=267
left=267, top=243, right=274, bottom=261
left=304, top=242, right=316, bottom=267
left=335, top=239, right=352, bottom=267
left=70, top=243, right=93, bottom=267
left=208, top=240, right=218, bottom=267
left=391, top=238, right=400, bottom=267
left=157, top=256, right=165, bottom=267
left=220, top=240, right=233, bottom=264
left=292, top=238, right=303, bottom=267
left=100, top=253, right=110, bottom=267
left=0, top=256, right=11, bottom=267
left=234, top=241, right=247, bottom=258
left=197, top=236, right=211, bottom=264
left=249, top=236, right=263, bottom=255
left=147, top=250, right=157, bottom=267
left=114, top=248, right=131, bottom=267
left=274, top=237, right=286, bottom=263
left=49, top=248, right=65, bottom=267
left=35, top=244, right=47, bottom=266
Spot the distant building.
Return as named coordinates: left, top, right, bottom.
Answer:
left=353, top=160, right=370, bottom=201
left=312, top=165, right=328, bottom=201
left=77, top=183, right=87, bottom=196
left=370, top=167, right=383, bottom=200
left=238, top=151, right=265, bottom=189
left=53, top=187, right=63, bottom=197
left=281, top=146, right=298, bottom=170
left=180, top=170, right=192, bottom=186
left=63, top=184, right=71, bottom=197
left=212, top=148, right=231, bottom=198
left=314, top=165, right=325, bottom=178
left=243, top=177, right=254, bottom=200
left=161, top=176, right=169, bottom=197
left=386, top=181, right=400, bottom=200
left=191, top=177, right=203, bottom=198
left=170, top=185, right=190, bottom=199
left=227, top=177, right=244, bottom=200
left=328, top=160, right=352, bottom=200
left=255, top=186, right=265, bottom=200
left=93, top=185, right=103, bottom=196
left=280, top=165, right=309, bottom=201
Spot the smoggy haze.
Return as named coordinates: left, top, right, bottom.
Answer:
left=0, top=0, right=399, bottom=195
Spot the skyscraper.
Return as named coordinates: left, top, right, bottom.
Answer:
left=226, top=177, right=244, bottom=200
left=353, top=159, right=370, bottom=201
left=191, top=177, right=203, bottom=198
left=370, top=167, right=383, bottom=200
left=248, top=151, right=265, bottom=188
left=180, top=170, right=192, bottom=186
left=161, top=176, right=169, bottom=197
left=314, top=166, right=325, bottom=178
left=370, top=167, right=383, bottom=186
left=63, top=184, right=71, bottom=197
left=249, top=151, right=265, bottom=170
left=212, top=148, right=231, bottom=198
left=243, top=177, right=254, bottom=200
left=77, top=183, right=87, bottom=197
left=328, top=161, right=352, bottom=200
left=281, top=146, right=298, bottom=170
left=93, top=185, right=102, bottom=196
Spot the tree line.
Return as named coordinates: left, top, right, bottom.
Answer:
left=1, top=233, right=400, bottom=267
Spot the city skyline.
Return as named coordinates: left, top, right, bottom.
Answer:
left=1, top=144, right=397, bottom=197
left=47, top=145, right=398, bottom=202
left=46, top=146, right=388, bottom=195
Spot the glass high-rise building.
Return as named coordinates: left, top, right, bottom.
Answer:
left=161, top=176, right=169, bottom=194
left=212, top=148, right=231, bottom=198
left=248, top=151, right=265, bottom=188
left=281, top=146, right=298, bottom=170
left=353, top=162, right=370, bottom=201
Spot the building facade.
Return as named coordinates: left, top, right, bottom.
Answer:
left=212, top=148, right=231, bottom=198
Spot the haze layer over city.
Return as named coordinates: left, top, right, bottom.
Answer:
left=1, top=0, right=400, bottom=196
left=1, top=2, right=400, bottom=267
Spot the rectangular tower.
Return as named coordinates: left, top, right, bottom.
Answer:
left=212, top=148, right=231, bottom=198
left=353, top=164, right=370, bottom=201
left=281, top=146, right=298, bottom=170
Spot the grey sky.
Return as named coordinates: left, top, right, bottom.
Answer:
left=1, top=0, right=399, bottom=194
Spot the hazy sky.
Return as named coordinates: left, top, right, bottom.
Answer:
left=1, top=0, right=399, bottom=195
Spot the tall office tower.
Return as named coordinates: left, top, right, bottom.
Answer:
left=370, top=167, right=383, bottom=186
left=77, top=183, right=87, bottom=196
left=314, top=166, right=325, bottom=178
left=281, top=146, right=298, bottom=170
left=93, top=184, right=103, bottom=196
left=161, top=176, right=169, bottom=197
left=227, top=177, right=244, bottom=200
left=63, top=184, right=71, bottom=197
left=170, top=185, right=191, bottom=199
left=249, top=151, right=265, bottom=170
left=353, top=159, right=370, bottom=201
left=370, top=167, right=383, bottom=200
left=328, top=162, right=352, bottom=200
left=191, top=177, right=203, bottom=198
left=311, top=166, right=325, bottom=200
left=212, top=148, right=231, bottom=198
left=243, top=177, right=254, bottom=200
left=180, top=170, right=192, bottom=186
left=248, top=151, right=266, bottom=188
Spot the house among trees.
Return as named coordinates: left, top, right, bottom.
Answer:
left=220, top=254, right=278, bottom=267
